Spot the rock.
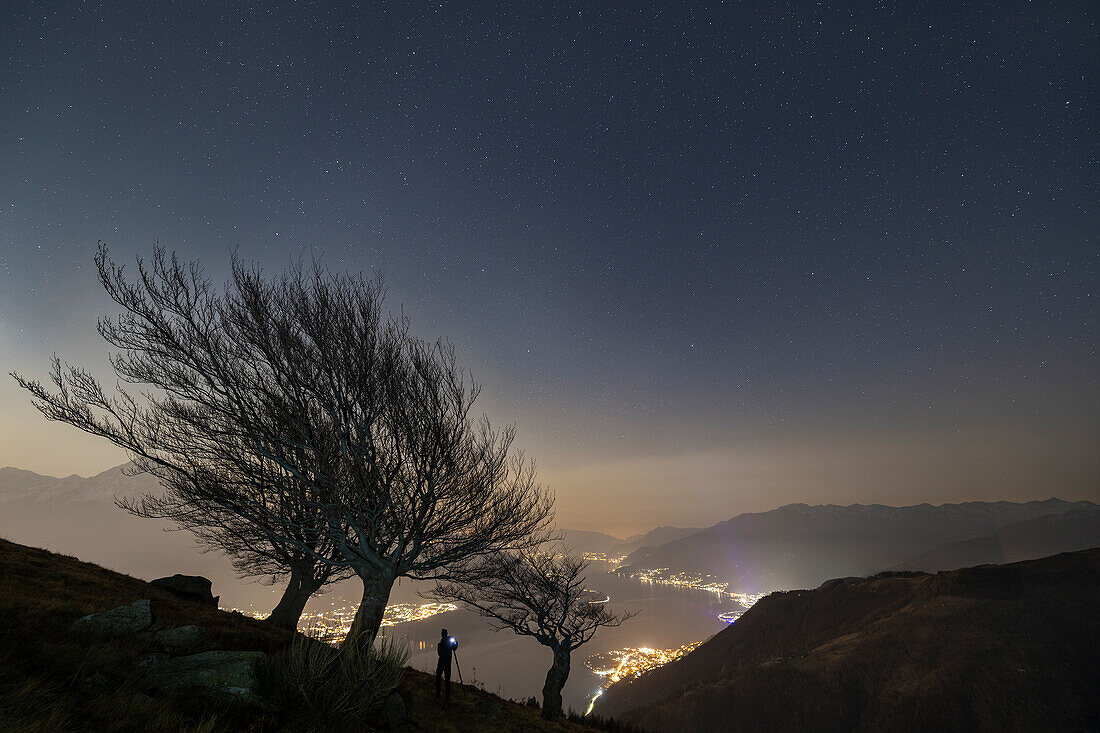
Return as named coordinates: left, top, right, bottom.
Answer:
left=137, top=652, right=170, bottom=668
left=153, top=625, right=209, bottom=654
left=80, top=671, right=111, bottom=694
left=71, top=599, right=154, bottom=636
left=379, top=690, right=406, bottom=729
left=150, top=575, right=219, bottom=608
left=474, top=697, right=503, bottom=717
left=140, top=650, right=267, bottom=701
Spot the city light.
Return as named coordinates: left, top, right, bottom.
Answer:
left=236, top=601, right=457, bottom=641
left=622, top=568, right=774, bottom=609
left=628, top=567, right=730, bottom=595
left=582, top=552, right=628, bottom=565
left=583, top=641, right=704, bottom=715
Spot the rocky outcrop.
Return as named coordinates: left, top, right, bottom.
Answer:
left=150, top=574, right=219, bottom=607
left=137, top=650, right=268, bottom=701
left=151, top=624, right=210, bottom=655
left=69, top=598, right=262, bottom=704
left=71, top=599, right=154, bottom=636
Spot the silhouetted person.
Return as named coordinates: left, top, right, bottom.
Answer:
left=436, top=628, right=457, bottom=702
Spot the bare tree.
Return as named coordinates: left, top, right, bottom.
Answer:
left=14, top=249, right=356, bottom=628
left=13, top=245, right=554, bottom=642
left=431, top=549, right=635, bottom=719
left=221, top=258, right=556, bottom=644
left=128, top=463, right=355, bottom=628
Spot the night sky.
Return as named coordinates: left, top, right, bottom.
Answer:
left=1, top=2, right=1096, bottom=535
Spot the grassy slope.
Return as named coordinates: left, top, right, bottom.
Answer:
left=0, top=536, right=612, bottom=732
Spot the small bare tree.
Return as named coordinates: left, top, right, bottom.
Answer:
left=431, top=549, right=635, bottom=719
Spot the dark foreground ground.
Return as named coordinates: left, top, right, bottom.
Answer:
left=0, top=536, right=629, bottom=732
left=597, top=547, right=1100, bottom=732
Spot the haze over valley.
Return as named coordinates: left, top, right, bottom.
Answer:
left=4, top=462, right=1096, bottom=716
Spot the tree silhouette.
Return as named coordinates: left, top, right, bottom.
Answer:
left=431, top=548, right=635, bottom=719
left=14, top=245, right=554, bottom=640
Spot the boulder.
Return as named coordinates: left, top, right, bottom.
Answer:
left=71, top=599, right=153, bottom=636
left=379, top=690, right=406, bottom=729
left=79, top=671, right=112, bottom=694
left=474, top=697, right=503, bottom=717
left=150, top=574, right=219, bottom=608
left=153, top=625, right=209, bottom=654
left=137, top=652, right=170, bottom=668
left=139, top=650, right=267, bottom=701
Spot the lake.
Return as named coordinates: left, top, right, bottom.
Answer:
left=378, top=561, right=738, bottom=714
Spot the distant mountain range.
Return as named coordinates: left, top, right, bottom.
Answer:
left=887, top=505, right=1100, bottom=572
left=620, top=498, right=1100, bottom=592
left=6, top=463, right=1097, bottom=611
left=0, top=464, right=158, bottom=504
left=558, top=526, right=703, bottom=557
left=597, top=548, right=1100, bottom=732
left=0, top=464, right=242, bottom=601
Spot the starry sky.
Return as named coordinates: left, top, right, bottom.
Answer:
left=1, top=1, right=1096, bottom=535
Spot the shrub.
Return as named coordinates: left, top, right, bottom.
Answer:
left=254, top=632, right=408, bottom=729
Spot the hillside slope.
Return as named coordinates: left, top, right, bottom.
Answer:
left=621, top=498, right=1098, bottom=592
left=597, top=548, right=1100, bottom=732
left=0, top=536, right=621, bottom=732
left=0, top=464, right=255, bottom=608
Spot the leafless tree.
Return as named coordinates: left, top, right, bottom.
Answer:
left=431, top=549, right=635, bottom=719
left=13, top=245, right=554, bottom=642
left=13, top=248, right=358, bottom=628
left=128, top=463, right=355, bottom=628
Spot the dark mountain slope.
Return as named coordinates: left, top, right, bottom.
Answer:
left=890, top=506, right=1100, bottom=572
left=597, top=548, right=1100, bottom=733
left=622, top=499, right=1098, bottom=592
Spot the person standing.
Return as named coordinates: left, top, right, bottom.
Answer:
left=435, top=628, right=457, bottom=702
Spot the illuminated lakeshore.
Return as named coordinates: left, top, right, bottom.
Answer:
left=583, top=642, right=704, bottom=715
left=237, top=601, right=457, bottom=640
left=582, top=552, right=628, bottom=565
left=622, top=566, right=774, bottom=608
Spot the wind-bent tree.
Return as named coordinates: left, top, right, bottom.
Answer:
left=431, top=549, right=635, bottom=719
left=13, top=244, right=554, bottom=641
left=14, top=249, right=356, bottom=628
left=221, top=259, right=555, bottom=644
left=128, top=464, right=355, bottom=629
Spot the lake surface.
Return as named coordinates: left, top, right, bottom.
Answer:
left=379, top=561, right=737, bottom=714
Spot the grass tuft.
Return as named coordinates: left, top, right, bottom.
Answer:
left=254, top=631, right=408, bottom=729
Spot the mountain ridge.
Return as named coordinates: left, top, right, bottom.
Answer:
left=622, top=497, right=1099, bottom=592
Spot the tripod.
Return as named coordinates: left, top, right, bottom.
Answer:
left=453, top=649, right=465, bottom=691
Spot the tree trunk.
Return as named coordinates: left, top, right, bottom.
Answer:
left=345, top=569, right=396, bottom=647
left=540, top=646, right=571, bottom=719
left=265, top=564, right=323, bottom=630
